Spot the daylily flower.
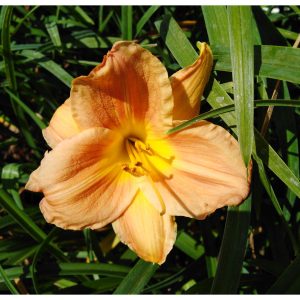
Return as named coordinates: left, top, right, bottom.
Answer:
left=26, top=41, right=250, bottom=264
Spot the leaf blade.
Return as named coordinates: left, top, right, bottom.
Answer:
left=227, top=6, right=254, bottom=166
left=18, top=49, right=73, bottom=87
left=136, top=6, right=159, bottom=37
left=0, top=265, right=19, bottom=294
left=113, top=259, right=158, bottom=294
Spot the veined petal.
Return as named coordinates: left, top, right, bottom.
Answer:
left=71, top=41, right=173, bottom=132
left=170, top=42, right=213, bottom=120
left=155, top=121, right=250, bottom=219
left=112, top=190, right=177, bottom=265
left=26, top=127, right=138, bottom=230
left=42, top=98, right=81, bottom=148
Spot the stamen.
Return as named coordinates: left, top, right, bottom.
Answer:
left=125, top=140, right=139, bottom=164
left=123, top=136, right=172, bottom=181
left=121, top=163, right=145, bottom=176
left=148, top=175, right=166, bottom=216
left=122, top=136, right=168, bottom=214
left=128, top=137, right=153, bottom=155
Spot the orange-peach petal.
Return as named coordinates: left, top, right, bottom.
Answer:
left=170, top=42, right=213, bottom=120
left=26, top=127, right=138, bottom=230
left=112, top=190, right=177, bottom=264
left=42, top=98, right=81, bottom=148
left=155, top=121, right=250, bottom=219
left=71, top=41, right=173, bottom=132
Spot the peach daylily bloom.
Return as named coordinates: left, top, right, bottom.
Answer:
left=26, top=41, right=250, bottom=264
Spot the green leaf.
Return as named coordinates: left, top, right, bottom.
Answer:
left=143, top=267, right=186, bottom=292
left=82, top=278, right=122, bottom=293
left=167, top=100, right=300, bottom=134
left=0, top=265, right=19, bottom=294
left=74, top=6, right=95, bottom=26
left=0, top=266, right=31, bottom=282
left=98, top=7, right=114, bottom=33
left=121, top=6, right=132, bottom=40
left=252, top=6, right=287, bottom=46
left=268, top=254, right=300, bottom=293
left=1, top=6, right=37, bottom=150
left=202, top=6, right=229, bottom=46
left=46, top=21, right=62, bottom=48
left=113, top=259, right=158, bottom=294
left=248, top=258, right=285, bottom=277
left=5, top=246, right=38, bottom=265
left=136, top=6, right=159, bottom=37
left=0, top=189, right=46, bottom=242
left=277, top=27, right=299, bottom=41
left=1, top=162, right=24, bottom=209
left=211, top=197, right=251, bottom=293
left=1, top=6, right=17, bottom=90
left=70, top=30, right=119, bottom=49
left=57, top=262, right=130, bottom=277
left=0, top=189, right=67, bottom=262
left=155, top=16, right=198, bottom=67
left=227, top=6, right=254, bottom=166
left=253, top=153, right=299, bottom=254
left=254, top=131, right=300, bottom=198
left=0, top=262, right=129, bottom=283
left=175, top=231, right=204, bottom=260
left=213, top=45, right=300, bottom=84
left=205, top=256, right=217, bottom=278
left=278, top=83, right=299, bottom=217
left=12, top=6, right=39, bottom=35
left=167, top=105, right=235, bottom=134
left=258, top=46, right=300, bottom=83
left=18, top=49, right=73, bottom=87
left=4, top=88, right=46, bottom=129
left=30, top=227, right=60, bottom=294
left=0, top=207, right=40, bottom=230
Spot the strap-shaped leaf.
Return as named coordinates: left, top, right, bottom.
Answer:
left=18, top=49, right=73, bottom=87
left=228, top=6, right=254, bottom=166
left=121, top=6, right=132, bottom=40
left=202, top=6, right=230, bottom=46
left=213, top=45, right=300, bottom=84
left=0, top=265, right=19, bottom=294
left=113, top=259, right=158, bottom=294
left=268, top=254, right=300, bottom=293
left=1, top=6, right=37, bottom=150
left=136, top=6, right=159, bottom=37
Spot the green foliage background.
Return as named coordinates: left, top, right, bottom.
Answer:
left=0, top=5, right=300, bottom=294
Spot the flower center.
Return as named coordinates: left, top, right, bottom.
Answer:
left=122, top=136, right=169, bottom=215
left=122, top=137, right=152, bottom=177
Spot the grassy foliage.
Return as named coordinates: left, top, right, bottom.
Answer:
left=0, top=5, right=300, bottom=294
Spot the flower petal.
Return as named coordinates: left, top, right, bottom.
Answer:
left=26, top=127, right=138, bottom=230
left=112, top=190, right=177, bottom=264
left=154, top=121, right=250, bottom=219
left=42, top=98, right=81, bottom=148
left=170, top=42, right=213, bottom=120
left=71, top=41, right=173, bottom=132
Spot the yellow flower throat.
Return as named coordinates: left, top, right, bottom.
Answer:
left=122, top=136, right=169, bottom=215
left=122, top=137, right=152, bottom=177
